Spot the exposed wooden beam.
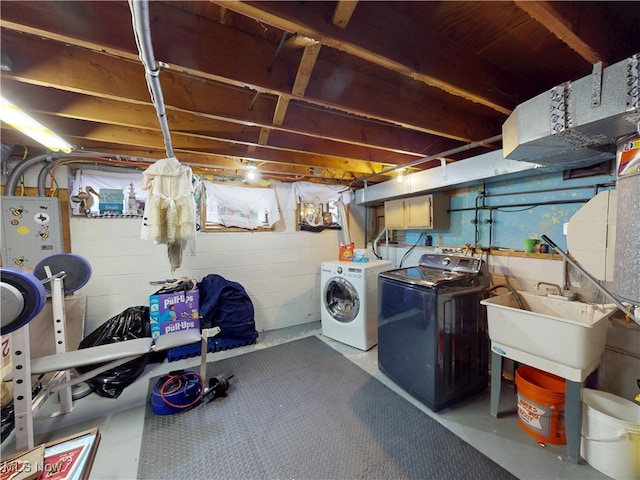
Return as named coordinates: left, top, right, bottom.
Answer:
left=212, top=1, right=516, bottom=115
left=292, top=41, right=321, bottom=97
left=262, top=39, right=321, bottom=152
left=257, top=128, right=270, bottom=146
left=0, top=78, right=430, bottom=170
left=0, top=2, right=503, bottom=142
left=332, top=1, right=358, bottom=29
left=6, top=110, right=396, bottom=177
left=0, top=32, right=463, bottom=161
left=514, top=1, right=603, bottom=64
left=284, top=35, right=319, bottom=50
left=272, top=96, right=289, bottom=126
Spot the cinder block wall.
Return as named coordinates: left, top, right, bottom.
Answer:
left=71, top=182, right=346, bottom=334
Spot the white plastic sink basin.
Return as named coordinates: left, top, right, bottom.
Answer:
left=481, top=291, right=617, bottom=380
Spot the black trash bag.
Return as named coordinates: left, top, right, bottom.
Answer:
left=76, top=306, right=157, bottom=398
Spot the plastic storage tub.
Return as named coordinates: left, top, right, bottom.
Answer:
left=581, top=388, right=640, bottom=480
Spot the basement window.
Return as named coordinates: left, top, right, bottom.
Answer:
left=292, top=181, right=350, bottom=232
left=562, top=160, right=613, bottom=180
left=68, top=168, right=145, bottom=218
left=201, top=181, right=280, bottom=232
left=296, top=201, right=342, bottom=232
left=69, top=169, right=282, bottom=232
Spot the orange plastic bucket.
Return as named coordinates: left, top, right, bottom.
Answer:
left=515, top=366, right=566, bottom=445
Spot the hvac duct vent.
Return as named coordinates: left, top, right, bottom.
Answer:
left=503, top=54, right=640, bottom=168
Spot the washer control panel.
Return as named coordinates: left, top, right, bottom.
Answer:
left=322, top=264, right=364, bottom=279
left=344, top=266, right=363, bottom=279
left=418, top=253, right=482, bottom=274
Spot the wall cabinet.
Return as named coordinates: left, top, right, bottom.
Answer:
left=384, top=194, right=449, bottom=229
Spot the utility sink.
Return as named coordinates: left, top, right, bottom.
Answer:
left=481, top=291, right=618, bottom=381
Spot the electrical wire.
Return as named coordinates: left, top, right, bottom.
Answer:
left=492, top=206, right=537, bottom=213
left=371, top=239, right=381, bottom=259
left=158, top=370, right=205, bottom=410
left=398, top=232, right=425, bottom=268
left=17, top=146, right=29, bottom=196
left=42, top=157, right=153, bottom=197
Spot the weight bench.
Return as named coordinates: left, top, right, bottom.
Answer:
left=1, top=254, right=216, bottom=451
left=28, top=328, right=204, bottom=385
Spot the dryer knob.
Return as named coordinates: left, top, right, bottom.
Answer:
left=337, top=267, right=342, bottom=274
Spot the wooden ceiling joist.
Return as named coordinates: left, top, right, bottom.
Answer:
left=515, top=1, right=604, bottom=64
left=0, top=2, right=502, bottom=142
left=332, top=1, right=358, bottom=29
left=2, top=1, right=638, bottom=185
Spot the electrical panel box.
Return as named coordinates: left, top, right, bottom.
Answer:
left=1, top=196, right=63, bottom=269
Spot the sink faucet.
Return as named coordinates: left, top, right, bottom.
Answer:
left=535, top=282, right=562, bottom=295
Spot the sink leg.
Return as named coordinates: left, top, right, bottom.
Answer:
left=565, top=380, right=583, bottom=464
left=490, top=352, right=503, bottom=417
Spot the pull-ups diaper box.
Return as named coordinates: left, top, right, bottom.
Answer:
left=149, top=290, right=200, bottom=340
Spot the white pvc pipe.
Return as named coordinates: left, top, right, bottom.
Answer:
left=336, top=200, right=351, bottom=245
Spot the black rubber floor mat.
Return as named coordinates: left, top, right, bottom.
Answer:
left=137, top=336, right=517, bottom=480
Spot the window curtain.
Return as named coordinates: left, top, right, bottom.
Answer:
left=70, top=169, right=144, bottom=215
left=203, top=182, right=280, bottom=229
left=288, top=181, right=352, bottom=209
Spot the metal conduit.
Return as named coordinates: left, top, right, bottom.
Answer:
left=477, top=182, right=615, bottom=201
left=37, top=160, right=147, bottom=196
left=1, top=143, right=14, bottom=176
left=5, top=1, right=172, bottom=195
left=4, top=151, right=154, bottom=196
left=268, top=32, right=290, bottom=73
left=129, top=0, right=174, bottom=158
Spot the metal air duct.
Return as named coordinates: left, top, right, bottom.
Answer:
left=503, top=54, right=639, bottom=167
left=355, top=150, right=541, bottom=205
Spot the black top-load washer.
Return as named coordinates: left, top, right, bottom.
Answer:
left=378, top=252, right=490, bottom=412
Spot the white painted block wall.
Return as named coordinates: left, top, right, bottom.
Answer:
left=71, top=183, right=350, bottom=334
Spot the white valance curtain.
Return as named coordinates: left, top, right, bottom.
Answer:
left=288, top=181, right=352, bottom=208
left=203, top=182, right=280, bottom=229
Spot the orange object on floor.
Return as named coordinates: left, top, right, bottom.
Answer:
left=515, top=366, right=566, bottom=445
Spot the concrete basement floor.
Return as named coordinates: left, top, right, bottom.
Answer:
left=1, top=322, right=610, bottom=479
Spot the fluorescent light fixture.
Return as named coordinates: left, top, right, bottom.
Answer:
left=0, top=96, right=73, bottom=153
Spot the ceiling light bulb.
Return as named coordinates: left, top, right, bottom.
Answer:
left=246, top=164, right=258, bottom=180
left=0, top=96, right=73, bottom=153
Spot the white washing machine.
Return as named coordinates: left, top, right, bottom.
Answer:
left=320, top=259, right=394, bottom=350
